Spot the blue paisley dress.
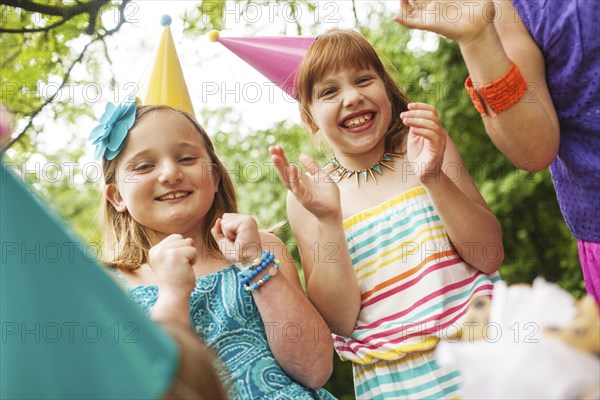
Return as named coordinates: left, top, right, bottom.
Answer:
left=124, top=265, right=336, bottom=400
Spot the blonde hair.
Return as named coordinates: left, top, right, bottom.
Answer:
left=297, top=29, right=410, bottom=153
left=101, top=105, right=237, bottom=271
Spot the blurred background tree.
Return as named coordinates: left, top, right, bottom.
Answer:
left=1, top=1, right=582, bottom=399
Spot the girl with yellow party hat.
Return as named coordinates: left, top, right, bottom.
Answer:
left=91, top=16, right=336, bottom=399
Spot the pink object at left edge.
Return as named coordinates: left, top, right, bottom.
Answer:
left=1, top=105, right=14, bottom=142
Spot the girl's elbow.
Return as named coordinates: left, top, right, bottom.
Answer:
left=303, top=356, right=333, bottom=389
left=486, top=228, right=504, bottom=273
left=329, top=309, right=359, bottom=336
left=308, top=292, right=360, bottom=337
left=333, top=299, right=361, bottom=337
left=496, top=247, right=505, bottom=268
left=483, top=245, right=504, bottom=274
left=487, top=256, right=503, bottom=275
left=334, top=324, right=355, bottom=337
left=304, top=372, right=332, bottom=390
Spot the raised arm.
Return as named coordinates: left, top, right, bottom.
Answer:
left=402, top=102, right=504, bottom=273
left=395, top=0, right=559, bottom=171
left=269, top=146, right=361, bottom=336
left=148, top=234, right=198, bottom=328
left=211, top=214, right=333, bottom=388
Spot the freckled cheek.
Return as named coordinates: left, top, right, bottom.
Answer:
left=316, top=106, right=338, bottom=126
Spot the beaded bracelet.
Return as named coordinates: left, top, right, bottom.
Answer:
left=238, top=251, right=275, bottom=285
left=465, top=60, right=528, bottom=118
left=245, top=260, right=280, bottom=293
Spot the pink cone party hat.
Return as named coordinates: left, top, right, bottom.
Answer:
left=143, top=15, right=195, bottom=115
left=209, top=30, right=316, bottom=99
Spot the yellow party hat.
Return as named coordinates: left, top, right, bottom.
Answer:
left=143, top=15, right=195, bottom=115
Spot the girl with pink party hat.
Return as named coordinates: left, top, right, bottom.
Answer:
left=269, top=29, right=504, bottom=399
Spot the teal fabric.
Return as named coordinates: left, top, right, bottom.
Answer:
left=127, top=265, right=337, bottom=400
left=0, top=162, right=179, bottom=399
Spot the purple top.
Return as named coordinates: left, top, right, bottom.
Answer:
left=512, top=0, right=600, bottom=241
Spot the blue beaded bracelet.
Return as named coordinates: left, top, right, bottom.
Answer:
left=245, top=260, right=280, bottom=293
left=238, top=252, right=268, bottom=278
left=238, top=251, right=274, bottom=285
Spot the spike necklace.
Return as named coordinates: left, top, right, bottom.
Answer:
left=324, top=152, right=401, bottom=187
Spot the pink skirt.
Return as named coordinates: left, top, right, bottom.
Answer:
left=578, top=239, right=600, bottom=305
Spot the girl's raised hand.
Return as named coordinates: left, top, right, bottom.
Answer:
left=149, top=234, right=197, bottom=295
left=269, top=145, right=342, bottom=222
left=211, top=213, right=262, bottom=264
left=394, top=0, right=495, bottom=45
left=401, top=102, right=447, bottom=183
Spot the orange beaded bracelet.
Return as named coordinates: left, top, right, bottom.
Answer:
left=465, top=61, right=528, bottom=118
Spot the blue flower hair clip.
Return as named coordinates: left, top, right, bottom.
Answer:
left=89, top=99, right=137, bottom=160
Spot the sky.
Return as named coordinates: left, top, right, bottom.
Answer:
left=102, top=1, right=379, bottom=131
left=17, top=1, right=439, bottom=159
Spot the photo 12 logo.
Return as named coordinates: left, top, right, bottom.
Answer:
left=199, top=1, right=340, bottom=24
left=1, top=321, right=139, bottom=344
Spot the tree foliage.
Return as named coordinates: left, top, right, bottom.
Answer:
left=1, top=2, right=582, bottom=399
left=1, top=0, right=132, bottom=149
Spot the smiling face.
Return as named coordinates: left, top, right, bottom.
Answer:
left=308, top=66, right=392, bottom=163
left=105, top=109, right=219, bottom=241
left=297, top=30, right=410, bottom=166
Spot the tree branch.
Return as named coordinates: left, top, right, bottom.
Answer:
left=1, top=0, right=111, bottom=35
left=2, top=0, right=132, bottom=151
left=3, top=0, right=91, bottom=17
left=2, top=40, right=93, bottom=152
left=351, top=0, right=360, bottom=28
left=0, top=17, right=69, bottom=33
left=0, top=45, right=23, bottom=68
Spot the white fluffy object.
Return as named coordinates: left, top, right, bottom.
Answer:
left=436, top=278, right=600, bottom=399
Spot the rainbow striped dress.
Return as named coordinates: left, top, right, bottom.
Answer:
left=333, top=187, right=500, bottom=399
